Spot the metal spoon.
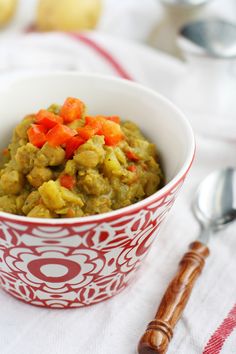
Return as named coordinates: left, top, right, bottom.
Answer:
left=193, top=168, right=236, bottom=236
left=179, top=19, right=236, bottom=58
left=161, top=0, right=211, bottom=7
left=138, top=168, right=236, bottom=354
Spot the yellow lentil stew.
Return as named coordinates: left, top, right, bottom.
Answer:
left=0, top=97, right=163, bottom=218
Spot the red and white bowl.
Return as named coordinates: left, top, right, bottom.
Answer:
left=0, top=73, right=195, bottom=308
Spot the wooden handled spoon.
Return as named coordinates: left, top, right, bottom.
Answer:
left=138, top=168, right=236, bottom=354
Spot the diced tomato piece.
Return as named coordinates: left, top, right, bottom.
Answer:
left=127, top=165, right=137, bottom=172
left=59, top=174, right=76, bottom=190
left=2, top=148, right=9, bottom=156
left=46, top=124, right=77, bottom=146
left=60, top=97, right=85, bottom=123
left=126, top=150, right=140, bottom=161
left=65, top=136, right=85, bottom=159
left=77, top=125, right=98, bottom=141
left=66, top=208, right=76, bottom=218
left=36, top=109, right=63, bottom=129
left=106, top=116, right=120, bottom=124
left=85, top=116, right=97, bottom=126
left=27, top=124, right=47, bottom=148
left=102, top=120, right=124, bottom=146
left=86, top=115, right=120, bottom=127
left=85, top=116, right=122, bottom=142
left=85, top=116, right=106, bottom=135
left=34, top=123, right=48, bottom=134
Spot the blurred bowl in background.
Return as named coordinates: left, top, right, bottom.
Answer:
left=160, top=0, right=211, bottom=7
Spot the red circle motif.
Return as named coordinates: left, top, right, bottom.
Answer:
left=27, top=258, right=81, bottom=283
left=0, top=176, right=186, bottom=308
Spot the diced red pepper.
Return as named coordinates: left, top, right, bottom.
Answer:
left=127, top=165, right=137, bottom=172
left=60, top=97, right=85, bottom=123
left=27, top=124, right=47, bottom=148
left=84, top=116, right=123, bottom=145
left=65, top=136, right=85, bottom=159
left=85, top=116, right=106, bottom=134
left=36, top=109, right=63, bottom=129
left=86, top=115, right=121, bottom=127
left=46, top=124, right=76, bottom=147
left=66, top=208, right=76, bottom=218
left=77, top=125, right=98, bottom=141
left=85, top=116, right=98, bottom=126
left=102, top=120, right=124, bottom=146
left=126, top=150, right=140, bottom=161
left=2, top=148, right=9, bottom=156
left=106, top=116, right=121, bottom=124
left=59, top=174, right=76, bottom=190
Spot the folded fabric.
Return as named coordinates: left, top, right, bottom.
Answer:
left=0, top=32, right=235, bottom=354
left=1, top=0, right=162, bottom=42
left=98, top=0, right=162, bottom=41
left=1, top=31, right=236, bottom=142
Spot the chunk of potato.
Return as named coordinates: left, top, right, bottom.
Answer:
left=74, top=150, right=99, bottom=168
left=37, top=0, right=102, bottom=31
left=121, top=121, right=144, bottom=140
left=60, top=187, right=84, bottom=206
left=15, top=143, right=39, bottom=174
left=75, top=135, right=105, bottom=164
left=16, top=192, right=30, bottom=213
left=27, top=204, right=54, bottom=218
left=15, top=115, right=35, bottom=139
left=27, top=167, right=53, bottom=188
left=144, top=173, right=161, bottom=196
left=39, top=181, right=65, bottom=210
left=103, top=149, right=123, bottom=177
left=67, top=119, right=85, bottom=130
left=36, top=143, right=65, bottom=167
left=22, top=191, right=41, bottom=215
left=78, top=169, right=110, bottom=196
left=0, top=170, right=24, bottom=195
left=85, top=196, right=112, bottom=215
left=47, top=104, right=61, bottom=115
left=129, top=139, right=156, bottom=160
left=0, top=0, right=17, bottom=27
left=64, top=160, right=77, bottom=175
left=114, top=147, right=127, bottom=166
left=56, top=206, right=84, bottom=218
left=0, top=195, right=17, bottom=214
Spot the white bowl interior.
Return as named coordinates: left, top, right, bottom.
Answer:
left=0, top=73, right=193, bottom=184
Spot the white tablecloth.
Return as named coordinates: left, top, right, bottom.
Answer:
left=0, top=2, right=236, bottom=354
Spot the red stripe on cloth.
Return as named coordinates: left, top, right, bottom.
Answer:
left=69, top=33, right=133, bottom=81
left=202, top=304, right=236, bottom=354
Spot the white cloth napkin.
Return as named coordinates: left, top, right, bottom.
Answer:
left=0, top=31, right=235, bottom=354
left=0, top=31, right=236, bottom=141
left=1, top=0, right=162, bottom=42
left=99, top=0, right=162, bottom=41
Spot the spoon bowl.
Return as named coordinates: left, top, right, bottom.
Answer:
left=192, top=168, right=236, bottom=231
left=138, top=167, right=236, bottom=354
left=161, top=0, right=211, bottom=7
left=179, top=19, right=236, bottom=58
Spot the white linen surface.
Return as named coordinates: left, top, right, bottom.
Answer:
left=0, top=31, right=235, bottom=354
left=0, top=1, right=236, bottom=353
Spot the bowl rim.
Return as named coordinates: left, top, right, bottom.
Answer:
left=0, top=72, right=195, bottom=225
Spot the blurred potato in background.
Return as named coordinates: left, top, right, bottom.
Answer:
left=0, top=0, right=17, bottom=27
left=37, top=0, right=102, bottom=31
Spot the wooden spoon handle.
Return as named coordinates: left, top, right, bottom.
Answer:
left=138, top=241, right=210, bottom=354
